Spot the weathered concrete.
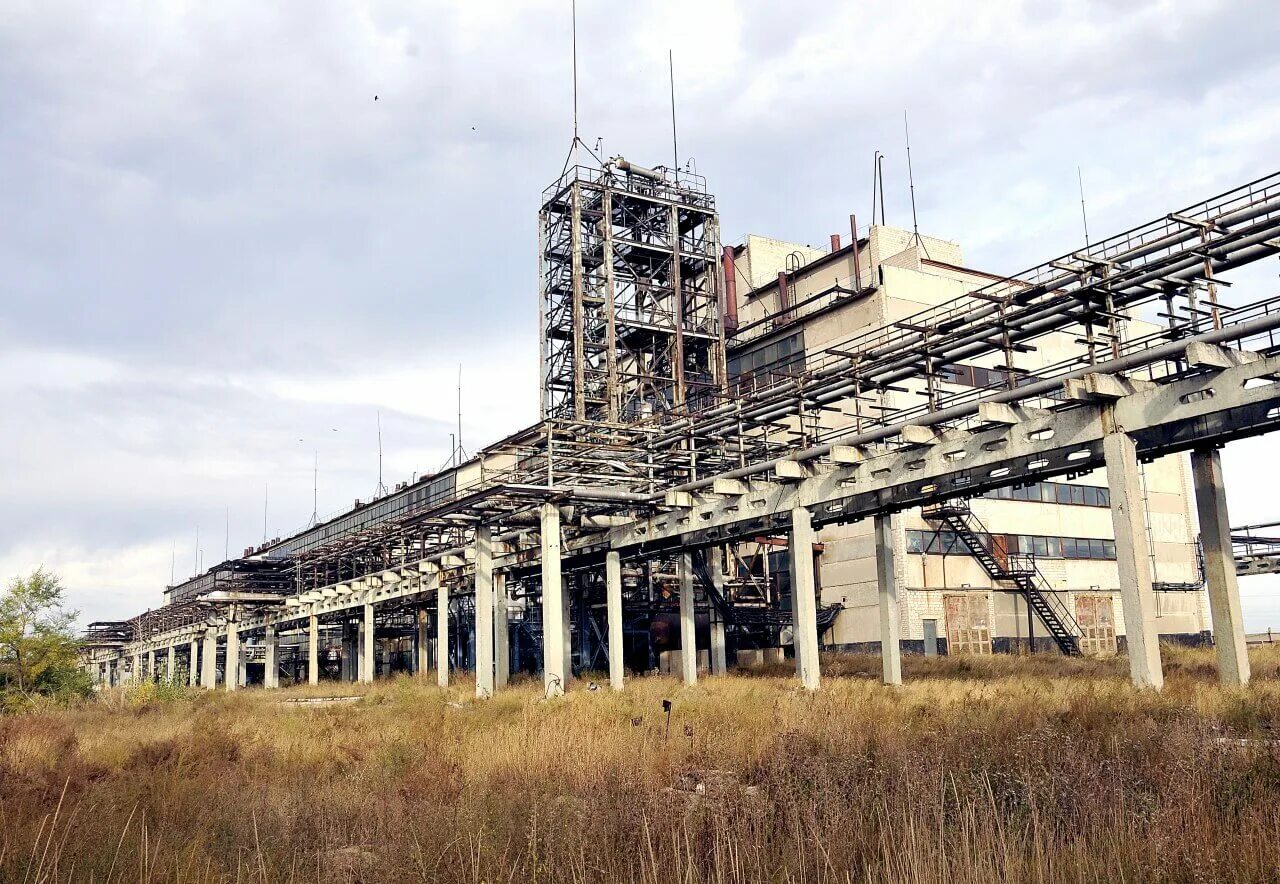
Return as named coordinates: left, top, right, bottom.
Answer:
left=494, top=570, right=510, bottom=689
left=875, top=512, right=903, bottom=686
left=708, top=547, right=728, bottom=676
left=264, top=622, right=279, bottom=689
left=436, top=579, right=449, bottom=689
left=1104, top=430, right=1164, bottom=690
left=606, top=549, right=624, bottom=690
left=360, top=600, right=375, bottom=685
left=416, top=607, right=429, bottom=678
left=475, top=524, right=495, bottom=698
left=1192, top=446, right=1250, bottom=685
left=201, top=629, right=218, bottom=689
left=678, top=551, right=698, bottom=686
left=308, top=615, right=319, bottom=686
left=188, top=638, right=199, bottom=687
left=541, top=502, right=566, bottom=696
left=225, top=625, right=240, bottom=693
left=790, top=507, right=822, bottom=691
left=165, top=646, right=175, bottom=682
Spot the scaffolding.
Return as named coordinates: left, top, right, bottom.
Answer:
left=540, top=157, right=725, bottom=423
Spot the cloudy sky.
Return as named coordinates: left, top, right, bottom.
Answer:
left=3, top=0, right=1280, bottom=628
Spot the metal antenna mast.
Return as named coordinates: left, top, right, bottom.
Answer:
left=904, top=111, right=929, bottom=257
left=457, top=364, right=465, bottom=462
left=262, top=484, right=268, bottom=544
left=1078, top=166, right=1092, bottom=248
left=376, top=410, right=388, bottom=498
left=310, top=452, right=319, bottom=527
left=668, top=49, right=679, bottom=176
left=224, top=506, right=229, bottom=562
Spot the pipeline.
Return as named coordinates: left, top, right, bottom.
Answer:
left=663, top=309, right=1280, bottom=496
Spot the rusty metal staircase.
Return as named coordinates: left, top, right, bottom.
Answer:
left=923, top=499, right=1082, bottom=656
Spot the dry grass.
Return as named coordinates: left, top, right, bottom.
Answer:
left=4, top=645, right=1280, bottom=882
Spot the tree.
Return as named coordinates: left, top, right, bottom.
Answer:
left=0, top=567, right=83, bottom=695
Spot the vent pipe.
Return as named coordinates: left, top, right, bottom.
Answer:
left=722, top=246, right=739, bottom=332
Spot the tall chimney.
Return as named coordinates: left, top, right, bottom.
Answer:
left=721, top=245, right=738, bottom=333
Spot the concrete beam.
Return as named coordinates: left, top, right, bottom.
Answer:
left=664, top=490, right=695, bottom=509
left=678, top=551, right=698, bottom=686
left=830, top=444, right=866, bottom=465
left=875, top=513, right=903, bottom=686
left=604, top=353, right=1280, bottom=553
left=977, top=401, right=1021, bottom=426
left=711, top=478, right=748, bottom=497
left=774, top=460, right=811, bottom=481
left=901, top=425, right=940, bottom=446
left=790, top=508, right=821, bottom=691
left=475, top=525, right=495, bottom=698
left=1104, top=430, right=1163, bottom=690
left=1186, top=341, right=1258, bottom=369
left=1192, top=447, right=1250, bottom=685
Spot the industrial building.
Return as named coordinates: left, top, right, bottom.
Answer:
left=80, top=154, right=1280, bottom=696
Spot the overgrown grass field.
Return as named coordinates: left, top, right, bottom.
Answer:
left=5, top=646, right=1280, bottom=882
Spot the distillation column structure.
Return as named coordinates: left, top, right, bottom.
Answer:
left=539, top=157, right=726, bottom=422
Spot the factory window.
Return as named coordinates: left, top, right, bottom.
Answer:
left=728, top=332, right=805, bottom=394
left=907, top=530, right=1116, bottom=561
left=980, top=480, right=1109, bottom=508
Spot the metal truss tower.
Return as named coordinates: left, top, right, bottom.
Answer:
left=539, top=156, right=725, bottom=423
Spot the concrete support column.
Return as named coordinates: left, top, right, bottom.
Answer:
left=416, top=607, right=430, bottom=677
left=678, top=551, right=698, bottom=686
left=201, top=630, right=218, bottom=689
left=494, top=570, right=510, bottom=689
left=308, top=615, right=319, bottom=685
left=436, top=579, right=449, bottom=689
left=1192, top=446, right=1250, bottom=685
left=132, top=650, right=142, bottom=683
left=146, top=649, right=156, bottom=682
left=875, top=513, right=903, bottom=685
left=225, top=625, right=240, bottom=693
left=790, top=507, right=822, bottom=691
left=708, top=547, right=728, bottom=676
left=475, top=525, right=495, bottom=698
left=360, top=600, right=375, bottom=685
left=188, top=638, right=198, bottom=686
left=606, top=550, right=624, bottom=690
left=541, top=502, right=566, bottom=697
left=1104, top=430, right=1164, bottom=690
left=264, top=622, right=279, bottom=689
left=165, top=646, right=175, bottom=682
